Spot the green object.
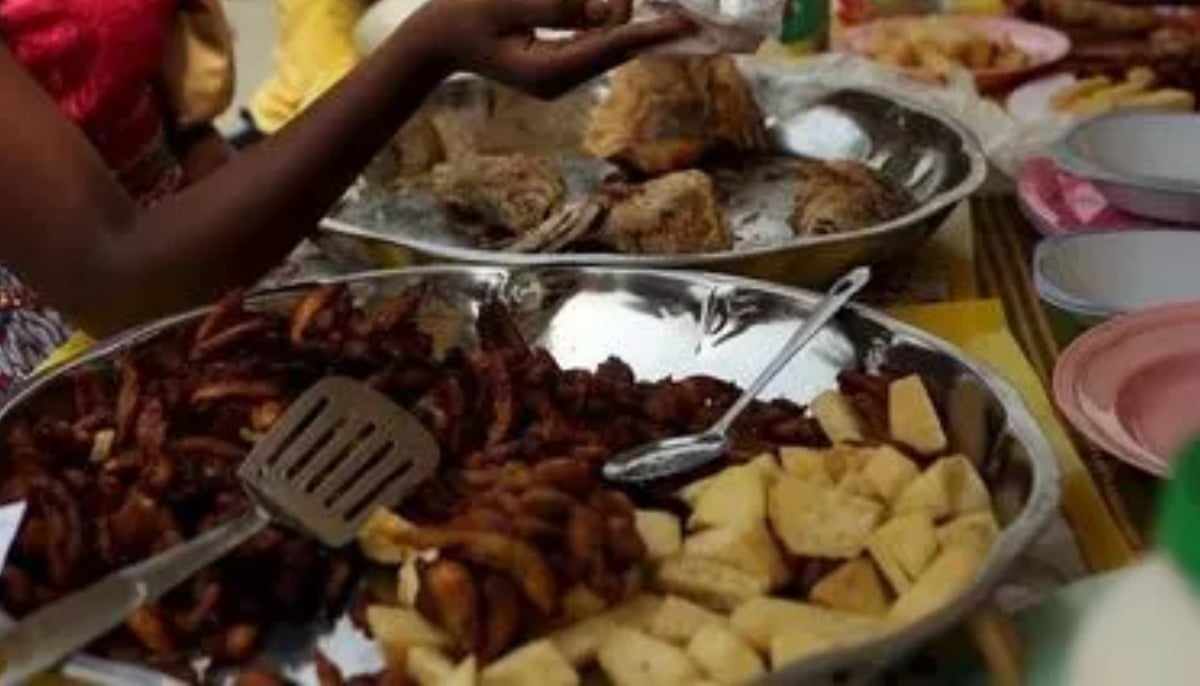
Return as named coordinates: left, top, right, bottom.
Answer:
left=780, top=0, right=829, bottom=50
left=1158, top=438, right=1200, bottom=597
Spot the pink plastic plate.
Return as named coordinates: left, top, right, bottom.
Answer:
left=841, top=16, right=1071, bottom=91
left=1017, top=157, right=1182, bottom=236
left=1054, top=301, right=1200, bottom=476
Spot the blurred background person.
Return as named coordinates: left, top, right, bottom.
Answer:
left=237, top=0, right=373, bottom=145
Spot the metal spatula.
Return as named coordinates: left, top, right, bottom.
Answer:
left=0, top=377, right=440, bottom=685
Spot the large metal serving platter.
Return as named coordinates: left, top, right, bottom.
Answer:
left=0, top=267, right=1056, bottom=685
left=320, top=60, right=988, bottom=287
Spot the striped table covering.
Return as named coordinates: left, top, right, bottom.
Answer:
left=971, top=195, right=1157, bottom=551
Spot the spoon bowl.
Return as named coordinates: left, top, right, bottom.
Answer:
left=604, top=432, right=730, bottom=484
left=602, top=267, right=871, bottom=485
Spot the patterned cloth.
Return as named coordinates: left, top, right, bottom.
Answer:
left=0, top=270, right=69, bottom=397
left=0, top=0, right=196, bottom=393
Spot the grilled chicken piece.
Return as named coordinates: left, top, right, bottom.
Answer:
left=597, top=170, right=732, bottom=254
left=584, top=56, right=768, bottom=176
left=790, top=160, right=915, bottom=236
left=432, top=153, right=566, bottom=235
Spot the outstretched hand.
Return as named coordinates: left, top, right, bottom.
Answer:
left=413, top=0, right=695, bottom=98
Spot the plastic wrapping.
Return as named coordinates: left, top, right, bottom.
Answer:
left=353, top=0, right=780, bottom=56
left=637, top=0, right=786, bottom=54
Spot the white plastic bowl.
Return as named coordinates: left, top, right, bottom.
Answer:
left=1034, top=230, right=1200, bottom=321
left=1052, top=112, right=1200, bottom=224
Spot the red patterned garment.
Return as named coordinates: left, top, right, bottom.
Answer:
left=0, top=0, right=185, bottom=201
left=0, top=0, right=186, bottom=394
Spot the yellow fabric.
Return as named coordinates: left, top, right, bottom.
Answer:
left=886, top=300, right=1137, bottom=572
left=35, top=333, right=94, bottom=375
left=941, top=0, right=1007, bottom=14
left=249, top=0, right=370, bottom=133
left=160, top=0, right=236, bottom=129
left=908, top=204, right=978, bottom=302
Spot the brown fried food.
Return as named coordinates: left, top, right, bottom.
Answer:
left=0, top=281, right=878, bottom=675
left=191, top=380, right=282, bottom=406
left=790, top=159, right=916, bottom=236
left=597, top=170, right=732, bottom=254
left=234, top=668, right=290, bottom=686
left=316, top=649, right=347, bottom=686
left=416, top=559, right=480, bottom=649
left=585, top=56, right=767, bottom=175
left=217, top=624, right=262, bottom=664
left=115, top=357, right=140, bottom=446
left=290, top=283, right=347, bottom=344
left=193, top=289, right=249, bottom=349
left=604, top=514, right=648, bottom=566
left=36, top=478, right=85, bottom=587
left=471, top=352, right=516, bottom=446
left=174, top=574, right=222, bottom=634
left=190, top=317, right=274, bottom=362
left=108, top=489, right=169, bottom=555
left=432, top=153, right=566, bottom=235
left=369, top=287, right=423, bottom=335
left=565, top=506, right=605, bottom=582
left=398, top=528, right=559, bottom=617
left=127, top=605, right=177, bottom=656
left=479, top=572, right=522, bottom=661
left=170, top=435, right=246, bottom=462
left=530, top=458, right=593, bottom=498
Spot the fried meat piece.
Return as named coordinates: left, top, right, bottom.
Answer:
left=597, top=170, right=732, bottom=254
left=584, top=56, right=768, bottom=175
left=432, top=153, right=566, bottom=235
left=790, top=159, right=916, bottom=236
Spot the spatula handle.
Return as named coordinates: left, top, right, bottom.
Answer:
left=0, top=508, right=270, bottom=685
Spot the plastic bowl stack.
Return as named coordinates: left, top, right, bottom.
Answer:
left=1040, top=114, right=1200, bottom=475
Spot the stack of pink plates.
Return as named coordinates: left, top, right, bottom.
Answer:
left=1054, top=301, right=1200, bottom=476
left=1018, top=157, right=1200, bottom=236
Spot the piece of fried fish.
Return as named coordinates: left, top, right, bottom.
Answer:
left=432, top=153, right=566, bottom=235
left=597, top=170, right=732, bottom=254
left=790, top=160, right=915, bottom=236
left=584, top=56, right=768, bottom=176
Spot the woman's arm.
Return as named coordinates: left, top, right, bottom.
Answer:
left=0, top=0, right=689, bottom=335
left=173, top=124, right=235, bottom=183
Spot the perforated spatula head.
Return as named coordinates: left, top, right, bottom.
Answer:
left=237, top=376, right=440, bottom=547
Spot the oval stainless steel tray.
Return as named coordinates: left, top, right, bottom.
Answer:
left=321, top=60, right=988, bottom=287
left=0, top=267, right=1056, bottom=685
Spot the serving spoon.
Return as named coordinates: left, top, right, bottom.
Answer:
left=602, top=266, right=871, bottom=485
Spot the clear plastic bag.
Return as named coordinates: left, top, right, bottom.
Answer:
left=637, top=0, right=787, bottom=54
